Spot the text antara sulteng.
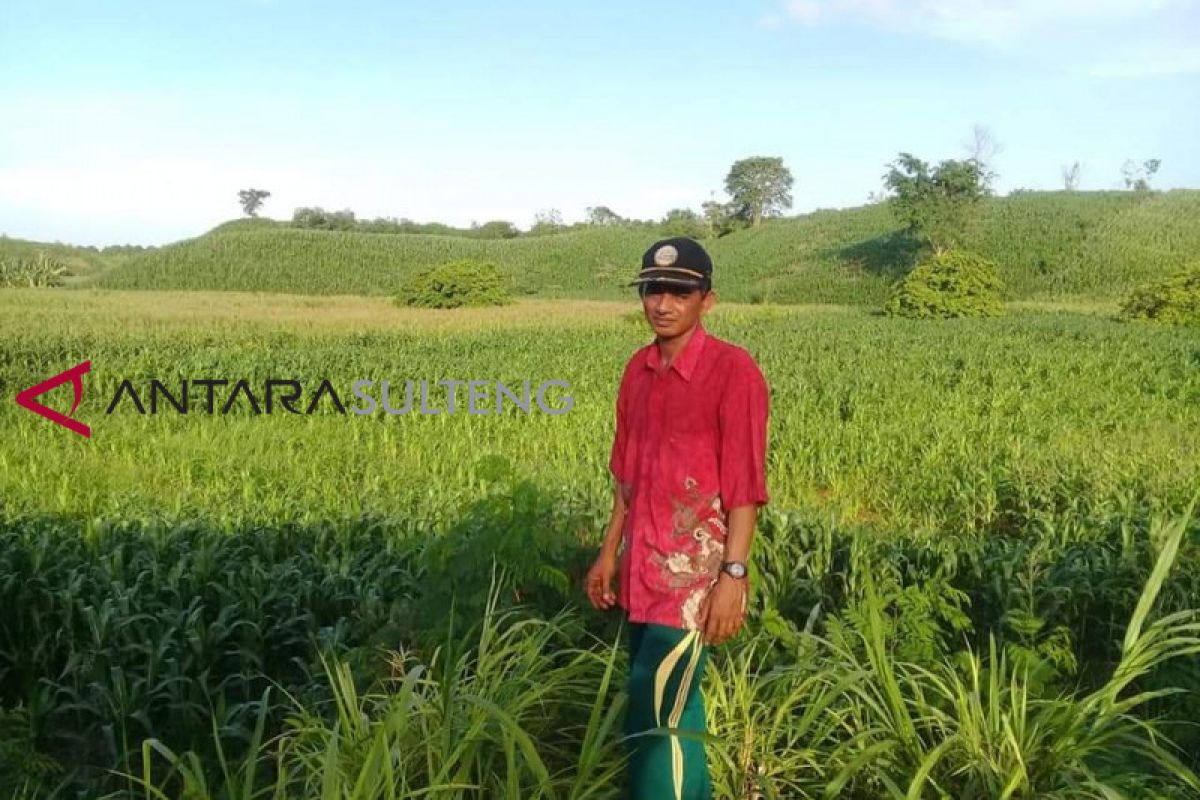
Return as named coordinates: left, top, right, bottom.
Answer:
left=104, top=378, right=575, bottom=416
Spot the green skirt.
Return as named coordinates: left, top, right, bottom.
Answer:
left=623, top=621, right=713, bottom=800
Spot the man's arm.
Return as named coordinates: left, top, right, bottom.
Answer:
left=721, top=504, right=758, bottom=567
left=600, top=484, right=627, bottom=559
left=702, top=354, right=770, bottom=644
left=591, top=358, right=631, bottom=612
left=586, top=484, right=626, bottom=610
left=700, top=504, right=757, bottom=644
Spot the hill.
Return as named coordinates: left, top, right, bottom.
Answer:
left=76, top=190, right=1200, bottom=303
left=0, top=235, right=132, bottom=281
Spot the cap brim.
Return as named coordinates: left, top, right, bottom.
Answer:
left=627, top=268, right=705, bottom=288
left=627, top=276, right=704, bottom=289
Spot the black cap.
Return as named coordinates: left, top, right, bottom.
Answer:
left=628, top=237, right=713, bottom=289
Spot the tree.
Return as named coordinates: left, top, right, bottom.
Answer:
left=724, top=157, right=793, bottom=226
left=1061, top=162, right=1082, bottom=191
left=701, top=199, right=721, bottom=237
left=962, top=124, right=1003, bottom=189
left=585, top=206, right=624, bottom=226
left=883, top=152, right=989, bottom=254
left=237, top=188, right=271, bottom=217
left=700, top=200, right=724, bottom=238
left=292, top=207, right=356, bottom=230
left=659, top=208, right=706, bottom=240
left=701, top=190, right=751, bottom=238
left=474, top=220, right=520, bottom=239
left=529, top=208, right=565, bottom=236
left=1121, top=158, right=1161, bottom=192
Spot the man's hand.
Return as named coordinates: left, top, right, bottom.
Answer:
left=699, top=574, right=747, bottom=646
left=586, top=549, right=619, bottom=610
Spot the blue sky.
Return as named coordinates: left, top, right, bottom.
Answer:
left=2, top=0, right=1198, bottom=246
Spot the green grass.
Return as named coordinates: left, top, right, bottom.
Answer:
left=79, top=191, right=1200, bottom=304
left=2, top=290, right=1199, bottom=797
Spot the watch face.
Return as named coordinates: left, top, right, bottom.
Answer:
left=725, top=562, right=746, bottom=578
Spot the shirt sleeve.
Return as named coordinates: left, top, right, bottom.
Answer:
left=718, top=355, right=769, bottom=510
left=609, top=374, right=630, bottom=485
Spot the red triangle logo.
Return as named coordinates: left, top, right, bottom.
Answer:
left=14, top=360, right=92, bottom=438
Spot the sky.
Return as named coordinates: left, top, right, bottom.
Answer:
left=1, top=0, right=1198, bottom=247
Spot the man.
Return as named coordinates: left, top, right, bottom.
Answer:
left=585, top=237, right=770, bottom=800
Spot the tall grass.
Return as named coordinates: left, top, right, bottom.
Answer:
left=818, top=496, right=1200, bottom=798
left=125, top=573, right=630, bottom=799
left=106, top=498, right=1200, bottom=799
left=2, top=491, right=1196, bottom=797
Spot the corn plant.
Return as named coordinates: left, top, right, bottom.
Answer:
left=0, top=252, right=68, bottom=288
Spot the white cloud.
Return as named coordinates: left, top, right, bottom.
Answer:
left=757, top=11, right=784, bottom=29
left=784, top=0, right=822, bottom=25
left=1086, top=44, right=1200, bottom=77
left=775, top=0, right=1191, bottom=47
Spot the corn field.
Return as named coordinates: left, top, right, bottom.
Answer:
left=84, top=191, right=1200, bottom=305
left=1, top=289, right=1198, bottom=798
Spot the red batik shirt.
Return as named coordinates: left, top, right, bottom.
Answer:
left=609, top=322, right=770, bottom=631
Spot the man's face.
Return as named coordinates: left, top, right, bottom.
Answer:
left=639, top=282, right=714, bottom=338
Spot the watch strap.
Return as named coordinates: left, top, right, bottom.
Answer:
left=720, top=560, right=747, bottom=579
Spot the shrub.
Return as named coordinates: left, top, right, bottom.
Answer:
left=473, top=220, right=520, bottom=240
left=1119, top=263, right=1200, bottom=326
left=393, top=259, right=512, bottom=309
left=292, top=206, right=357, bottom=231
left=885, top=249, right=1004, bottom=318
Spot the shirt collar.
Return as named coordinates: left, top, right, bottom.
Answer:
left=645, top=322, right=708, bottom=382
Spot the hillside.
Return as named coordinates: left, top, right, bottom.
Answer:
left=0, top=235, right=128, bottom=281
left=78, top=190, right=1200, bottom=303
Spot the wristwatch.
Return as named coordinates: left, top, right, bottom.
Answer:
left=719, top=560, right=747, bottom=580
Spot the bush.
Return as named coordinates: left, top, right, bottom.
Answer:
left=292, top=206, right=357, bottom=231
left=885, top=250, right=1004, bottom=319
left=394, top=259, right=512, bottom=309
left=1119, top=263, right=1200, bottom=326
left=473, top=220, right=520, bottom=240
